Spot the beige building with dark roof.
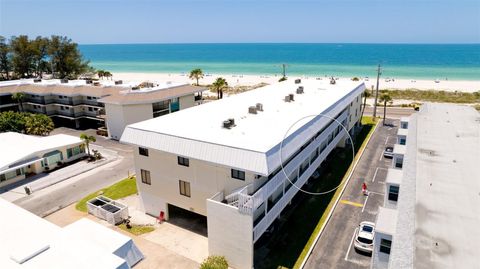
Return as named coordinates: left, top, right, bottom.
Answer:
left=0, top=79, right=205, bottom=139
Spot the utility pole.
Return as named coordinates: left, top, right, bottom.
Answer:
left=372, top=64, right=382, bottom=119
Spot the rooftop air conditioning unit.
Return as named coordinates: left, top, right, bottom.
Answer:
left=86, top=79, right=93, bottom=84
left=295, top=79, right=301, bottom=84
left=248, top=106, right=257, bottom=114
left=285, top=95, right=291, bottom=102
left=93, top=82, right=101, bottom=86
left=61, top=79, right=68, bottom=83
left=289, top=93, right=295, bottom=101
left=115, top=80, right=123, bottom=85
left=223, top=118, right=236, bottom=129
left=296, top=86, right=304, bottom=94
left=256, top=103, right=263, bottom=111
left=33, top=78, right=41, bottom=83
left=131, top=86, right=140, bottom=90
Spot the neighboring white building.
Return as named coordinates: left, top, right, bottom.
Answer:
left=371, top=103, right=480, bottom=269
left=98, top=82, right=203, bottom=140
left=0, top=79, right=205, bottom=139
left=0, top=132, right=86, bottom=188
left=121, top=79, right=364, bottom=269
left=0, top=198, right=144, bottom=269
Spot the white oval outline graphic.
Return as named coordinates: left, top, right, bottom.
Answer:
left=279, top=113, right=355, bottom=196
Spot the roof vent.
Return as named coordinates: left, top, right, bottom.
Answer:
left=61, top=79, right=68, bottom=84
left=248, top=106, right=257, bottom=114
left=93, top=82, right=101, bottom=86
left=289, top=93, right=295, bottom=101
left=256, top=103, right=263, bottom=111
left=115, top=80, right=123, bottom=85
left=296, top=86, right=304, bottom=94
left=33, top=78, right=41, bottom=83
left=223, top=118, right=236, bottom=129
left=295, top=79, right=301, bottom=84
left=284, top=95, right=292, bottom=102
left=131, top=86, right=140, bottom=90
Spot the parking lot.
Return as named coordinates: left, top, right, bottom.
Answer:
left=304, top=120, right=398, bottom=269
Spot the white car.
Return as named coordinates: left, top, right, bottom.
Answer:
left=383, top=146, right=394, bottom=158
left=354, top=221, right=375, bottom=254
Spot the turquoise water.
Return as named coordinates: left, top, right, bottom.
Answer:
left=79, top=44, right=480, bottom=80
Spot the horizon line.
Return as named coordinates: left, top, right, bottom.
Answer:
left=78, top=42, right=480, bottom=46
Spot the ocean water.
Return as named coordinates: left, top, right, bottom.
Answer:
left=79, top=43, right=480, bottom=80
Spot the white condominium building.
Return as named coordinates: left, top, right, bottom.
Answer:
left=0, top=79, right=205, bottom=139
left=121, top=79, right=365, bottom=269
left=371, top=103, right=480, bottom=269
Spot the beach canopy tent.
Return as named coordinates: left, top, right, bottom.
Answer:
left=0, top=198, right=143, bottom=269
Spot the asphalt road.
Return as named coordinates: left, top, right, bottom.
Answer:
left=303, top=120, right=399, bottom=269
left=364, top=106, right=415, bottom=119
left=12, top=128, right=135, bottom=217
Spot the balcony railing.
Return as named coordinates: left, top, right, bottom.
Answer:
left=253, top=126, right=347, bottom=242
left=230, top=110, right=349, bottom=216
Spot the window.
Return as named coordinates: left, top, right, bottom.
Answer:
left=388, top=185, right=400, bottom=201
left=179, top=180, right=191, bottom=197
left=87, top=96, right=92, bottom=100
left=88, top=107, right=93, bottom=112
left=67, top=148, right=73, bottom=158
left=139, top=147, right=149, bottom=156
left=177, top=156, right=189, bottom=167
left=0, top=174, right=5, bottom=182
left=231, top=169, right=245, bottom=180
left=140, top=169, right=151, bottom=185
left=380, top=239, right=392, bottom=254
left=15, top=168, right=22, bottom=176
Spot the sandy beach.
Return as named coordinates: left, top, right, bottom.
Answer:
left=112, top=72, right=480, bottom=93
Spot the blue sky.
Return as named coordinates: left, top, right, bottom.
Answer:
left=1, top=0, right=479, bottom=44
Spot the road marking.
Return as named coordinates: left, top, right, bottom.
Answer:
left=368, top=190, right=384, bottom=196
left=345, top=227, right=358, bottom=261
left=372, top=167, right=387, bottom=182
left=340, top=200, right=363, bottom=207
left=362, top=195, right=369, bottom=212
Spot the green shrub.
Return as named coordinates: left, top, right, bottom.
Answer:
left=199, top=256, right=228, bottom=269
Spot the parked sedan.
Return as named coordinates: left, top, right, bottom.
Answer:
left=383, top=146, right=394, bottom=158
left=354, top=221, right=375, bottom=254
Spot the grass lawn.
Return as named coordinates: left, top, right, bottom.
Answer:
left=75, top=176, right=138, bottom=212
left=380, top=89, right=480, bottom=104
left=254, top=117, right=377, bottom=269
left=118, top=223, right=155, bottom=236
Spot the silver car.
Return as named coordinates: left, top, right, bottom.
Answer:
left=354, top=221, right=375, bottom=254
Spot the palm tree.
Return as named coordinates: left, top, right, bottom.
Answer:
left=103, top=71, right=112, bottom=80
left=360, top=90, right=371, bottom=121
left=189, top=68, right=204, bottom=86
left=12, top=92, right=25, bottom=112
left=379, top=93, right=392, bottom=125
left=212, top=77, right=228, bottom=99
left=80, top=133, right=96, bottom=157
left=97, top=70, right=105, bottom=80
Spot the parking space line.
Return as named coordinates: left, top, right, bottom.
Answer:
left=372, top=167, right=387, bottom=182
left=340, top=200, right=363, bottom=207
left=344, top=227, right=358, bottom=261
left=368, top=191, right=384, bottom=196
left=361, top=195, right=369, bottom=213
